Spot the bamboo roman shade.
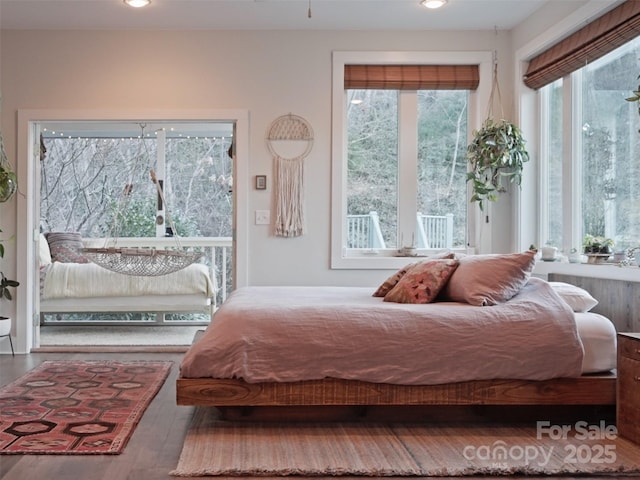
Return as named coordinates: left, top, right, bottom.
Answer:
left=344, top=65, right=480, bottom=90
left=524, top=0, right=640, bottom=90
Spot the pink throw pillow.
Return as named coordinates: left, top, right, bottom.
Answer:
left=383, top=259, right=459, bottom=304
left=442, top=250, right=536, bottom=306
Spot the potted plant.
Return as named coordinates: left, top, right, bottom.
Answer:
left=0, top=230, right=19, bottom=299
left=0, top=126, right=18, bottom=203
left=583, top=234, right=614, bottom=263
left=466, top=118, right=530, bottom=211
left=0, top=231, right=19, bottom=351
left=0, top=166, right=17, bottom=203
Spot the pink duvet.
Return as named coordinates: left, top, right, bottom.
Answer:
left=179, top=277, right=584, bottom=385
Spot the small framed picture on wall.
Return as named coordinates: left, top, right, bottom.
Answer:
left=255, top=175, right=267, bottom=190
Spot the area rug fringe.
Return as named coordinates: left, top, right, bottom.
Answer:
left=171, top=407, right=640, bottom=477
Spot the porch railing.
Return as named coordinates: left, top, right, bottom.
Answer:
left=346, top=212, right=454, bottom=250
left=416, top=213, right=454, bottom=249
left=346, top=212, right=386, bottom=249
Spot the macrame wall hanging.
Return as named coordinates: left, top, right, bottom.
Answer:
left=266, top=113, right=314, bottom=237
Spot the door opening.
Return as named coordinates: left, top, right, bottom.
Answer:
left=35, top=119, right=235, bottom=346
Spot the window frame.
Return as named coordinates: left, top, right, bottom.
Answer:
left=331, top=51, right=493, bottom=269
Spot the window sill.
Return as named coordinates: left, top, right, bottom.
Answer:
left=533, top=260, right=640, bottom=282
left=332, top=249, right=466, bottom=270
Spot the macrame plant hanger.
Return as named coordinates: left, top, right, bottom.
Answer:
left=487, top=50, right=505, bottom=122
left=83, top=124, right=202, bottom=276
left=266, top=113, right=314, bottom=237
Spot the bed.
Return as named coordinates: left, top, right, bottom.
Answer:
left=177, top=252, right=618, bottom=408
left=38, top=232, right=215, bottom=322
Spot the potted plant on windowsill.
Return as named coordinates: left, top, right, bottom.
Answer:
left=583, top=234, right=614, bottom=264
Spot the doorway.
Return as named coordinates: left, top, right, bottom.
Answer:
left=17, top=110, right=249, bottom=352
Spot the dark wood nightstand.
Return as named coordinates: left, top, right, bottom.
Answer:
left=617, top=333, right=640, bottom=444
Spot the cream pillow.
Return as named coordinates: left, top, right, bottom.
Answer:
left=38, top=233, right=52, bottom=266
left=549, top=282, right=598, bottom=312
left=442, top=250, right=536, bottom=306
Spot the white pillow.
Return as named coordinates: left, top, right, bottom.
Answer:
left=549, top=281, right=598, bottom=312
left=38, top=233, right=52, bottom=266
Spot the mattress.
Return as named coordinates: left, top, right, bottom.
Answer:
left=42, top=262, right=214, bottom=299
left=575, top=312, right=617, bottom=373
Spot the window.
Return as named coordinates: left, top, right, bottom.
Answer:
left=346, top=89, right=469, bottom=250
left=332, top=52, right=492, bottom=269
left=539, top=36, right=640, bottom=253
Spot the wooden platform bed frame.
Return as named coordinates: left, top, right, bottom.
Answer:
left=177, top=372, right=616, bottom=408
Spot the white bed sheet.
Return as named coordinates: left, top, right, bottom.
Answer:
left=576, top=312, right=617, bottom=373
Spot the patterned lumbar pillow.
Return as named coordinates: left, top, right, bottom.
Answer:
left=372, top=252, right=455, bottom=297
left=372, top=262, right=419, bottom=297
left=383, top=258, right=459, bottom=304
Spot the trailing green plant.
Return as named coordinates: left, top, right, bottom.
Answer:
left=466, top=118, right=530, bottom=211
left=0, top=230, right=19, bottom=301
left=0, top=135, right=18, bottom=203
left=0, top=95, right=17, bottom=203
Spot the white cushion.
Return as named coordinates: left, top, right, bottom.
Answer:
left=549, top=281, right=598, bottom=312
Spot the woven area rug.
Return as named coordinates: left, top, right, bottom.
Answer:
left=0, top=360, right=171, bottom=454
left=172, top=407, right=640, bottom=477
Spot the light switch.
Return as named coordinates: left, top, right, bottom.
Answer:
left=255, top=210, right=270, bottom=225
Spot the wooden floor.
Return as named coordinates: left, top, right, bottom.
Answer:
left=0, top=352, right=624, bottom=480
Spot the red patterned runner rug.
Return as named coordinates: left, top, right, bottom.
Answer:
left=0, top=360, right=172, bottom=454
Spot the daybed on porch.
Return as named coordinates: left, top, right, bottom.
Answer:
left=38, top=232, right=217, bottom=324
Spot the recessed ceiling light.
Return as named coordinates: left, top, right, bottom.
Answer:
left=420, top=0, right=447, bottom=9
left=124, top=0, right=151, bottom=8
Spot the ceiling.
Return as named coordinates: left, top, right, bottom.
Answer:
left=0, top=0, right=552, bottom=31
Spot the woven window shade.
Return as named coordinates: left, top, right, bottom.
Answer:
left=524, top=0, right=640, bottom=90
left=345, top=65, right=480, bottom=90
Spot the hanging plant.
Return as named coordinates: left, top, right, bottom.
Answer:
left=0, top=97, right=18, bottom=203
left=466, top=118, right=529, bottom=211
left=467, top=56, right=529, bottom=211
left=0, top=164, right=18, bottom=203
